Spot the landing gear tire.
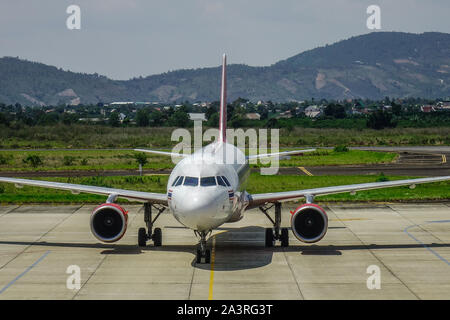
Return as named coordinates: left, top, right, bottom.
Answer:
left=196, top=249, right=202, bottom=264
left=281, top=228, right=289, bottom=247
left=265, top=228, right=274, bottom=247
left=138, top=227, right=147, bottom=247
left=153, top=227, right=162, bottom=247
left=204, top=249, right=211, bottom=264
left=196, top=249, right=211, bottom=264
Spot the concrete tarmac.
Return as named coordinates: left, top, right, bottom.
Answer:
left=0, top=203, right=449, bottom=300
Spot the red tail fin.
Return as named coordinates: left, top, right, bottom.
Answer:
left=219, top=54, right=227, bottom=143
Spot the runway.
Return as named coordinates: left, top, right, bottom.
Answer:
left=0, top=203, right=449, bottom=299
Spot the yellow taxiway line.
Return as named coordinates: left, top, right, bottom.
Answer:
left=298, top=166, right=314, bottom=176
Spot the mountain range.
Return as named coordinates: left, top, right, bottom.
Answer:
left=0, top=31, right=449, bottom=105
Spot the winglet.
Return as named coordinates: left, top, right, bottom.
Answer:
left=219, top=54, right=227, bottom=143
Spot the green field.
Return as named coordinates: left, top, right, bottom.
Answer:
left=0, top=174, right=448, bottom=204
left=0, top=149, right=397, bottom=172
left=1, top=125, right=449, bottom=149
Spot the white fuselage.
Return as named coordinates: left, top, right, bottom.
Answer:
left=167, top=142, right=250, bottom=231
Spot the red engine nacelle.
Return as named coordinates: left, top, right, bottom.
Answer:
left=90, top=203, right=128, bottom=243
left=290, top=204, right=328, bottom=243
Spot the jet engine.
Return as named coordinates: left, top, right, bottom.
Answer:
left=90, top=203, right=128, bottom=242
left=290, top=204, right=328, bottom=243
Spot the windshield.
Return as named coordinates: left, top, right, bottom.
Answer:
left=183, top=176, right=199, bottom=186
left=175, top=176, right=184, bottom=186
left=216, top=176, right=226, bottom=187
left=201, top=176, right=216, bottom=187
left=171, top=176, right=181, bottom=187
left=221, top=176, right=231, bottom=187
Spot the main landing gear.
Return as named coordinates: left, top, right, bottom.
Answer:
left=195, top=230, right=211, bottom=264
left=138, top=203, right=165, bottom=247
left=259, top=202, right=289, bottom=247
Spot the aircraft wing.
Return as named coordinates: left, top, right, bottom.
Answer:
left=134, top=148, right=188, bottom=158
left=246, top=176, right=450, bottom=209
left=0, top=177, right=168, bottom=205
left=247, top=148, right=316, bottom=160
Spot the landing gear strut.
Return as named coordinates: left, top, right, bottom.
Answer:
left=259, top=202, right=289, bottom=247
left=138, top=203, right=165, bottom=247
left=195, top=231, right=211, bottom=264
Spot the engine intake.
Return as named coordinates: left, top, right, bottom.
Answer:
left=90, top=203, right=128, bottom=243
left=290, top=204, right=328, bottom=243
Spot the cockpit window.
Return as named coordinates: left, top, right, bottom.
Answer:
left=221, top=176, right=231, bottom=187
left=174, top=176, right=184, bottom=186
left=201, top=176, right=216, bottom=187
left=216, top=176, right=226, bottom=187
left=172, top=176, right=181, bottom=187
left=183, top=176, right=199, bottom=186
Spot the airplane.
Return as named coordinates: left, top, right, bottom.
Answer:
left=1, top=54, right=449, bottom=264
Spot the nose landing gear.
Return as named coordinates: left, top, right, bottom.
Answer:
left=195, top=230, right=211, bottom=264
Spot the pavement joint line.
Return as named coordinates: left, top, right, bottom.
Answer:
left=187, top=256, right=196, bottom=300
left=283, top=248, right=305, bottom=300
left=327, top=205, right=421, bottom=300
left=0, top=250, right=51, bottom=295
left=404, top=222, right=450, bottom=267
left=298, top=167, right=313, bottom=176
left=72, top=249, right=108, bottom=300
left=388, top=204, right=444, bottom=244
left=0, top=205, right=19, bottom=218
left=0, top=205, right=80, bottom=271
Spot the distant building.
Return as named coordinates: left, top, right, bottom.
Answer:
left=110, top=102, right=134, bottom=106
left=245, top=113, right=261, bottom=120
left=305, top=105, right=323, bottom=118
left=277, top=110, right=292, bottom=119
left=421, top=105, right=435, bottom=113
left=436, top=101, right=450, bottom=110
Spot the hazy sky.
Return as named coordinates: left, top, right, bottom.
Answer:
left=1, top=0, right=449, bottom=79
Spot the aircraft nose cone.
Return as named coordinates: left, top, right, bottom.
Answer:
left=171, top=188, right=231, bottom=230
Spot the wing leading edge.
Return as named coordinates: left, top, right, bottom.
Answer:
left=0, top=177, right=168, bottom=205
left=247, top=175, right=450, bottom=209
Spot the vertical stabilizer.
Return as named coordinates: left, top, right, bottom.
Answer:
left=219, top=54, right=227, bottom=143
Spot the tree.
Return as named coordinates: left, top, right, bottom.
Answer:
left=366, top=110, right=397, bottom=129
left=391, top=102, right=402, bottom=116
left=134, top=152, right=148, bottom=176
left=0, top=112, right=9, bottom=126
left=109, top=111, right=120, bottom=127
left=149, top=110, right=164, bottom=126
left=169, top=109, right=190, bottom=127
left=23, top=155, right=43, bottom=168
left=207, top=112, right=219, bottom=127
left=266, top=117, right=279, bottom=129
left=134, top=152, right=148, bottom=167
left=324, top=103, right=346, bottom=119
left=136, top=109, right=150, bottom=127
left=205, top=105, right=218, bottom=121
